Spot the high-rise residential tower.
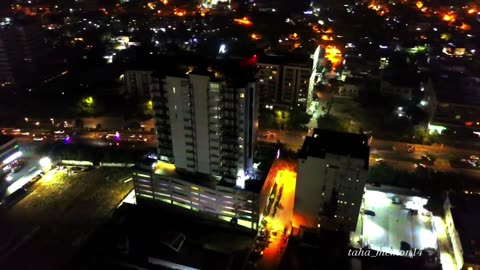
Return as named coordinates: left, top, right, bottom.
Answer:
left=294, top=129, right=370, bottom=232
left=150, top=61, right=259, bottom=187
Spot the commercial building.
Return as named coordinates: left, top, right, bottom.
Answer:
left=0, top=135, right=21, bottom=176
left=133, top=156, right=276, bottom=231
left=352, top=185, right=437, bottom=257
left=425, top=72, right=480, bottom=133
left=294, top=129, right=370, bottom=232
left=444, top=193, right=480, bottom=270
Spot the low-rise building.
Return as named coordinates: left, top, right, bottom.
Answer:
left=444, top=193, right=480, bottom=270
left=338, top=76, right=365, bottom=97
left=380, top=69, right=417, bottom=101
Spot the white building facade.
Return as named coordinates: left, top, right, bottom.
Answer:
left=151, top=72, right=258, bottom=187
left=294, top=129, right=370, bottom=232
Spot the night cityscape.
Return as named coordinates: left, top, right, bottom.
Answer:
left=1, top=0, right=480, bottom=269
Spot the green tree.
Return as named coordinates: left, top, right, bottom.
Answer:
left=287, top=108, right=311, bottom=130
left=316, top=115, right=348, bottom=132
left=143, top=100, right=154, bottom=116
left=368, top=164, right=396, bottom=185
left=77, top=96, right=96, bottom=116
left=258, top=109, right=277, bottom=129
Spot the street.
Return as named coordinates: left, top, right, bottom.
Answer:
left=258, top=128, right=480, bottom=179
left=0, top=143, right=43, bottom=202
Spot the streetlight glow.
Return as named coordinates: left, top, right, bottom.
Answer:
left=39, top=157, right=52, bottom=170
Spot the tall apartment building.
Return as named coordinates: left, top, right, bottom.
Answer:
left=121, top=70, right=153, bottom=97
left=280, top=65, right=310, bottom=109
left=150, top=64, right=259, bottom=186
left=256, top=56, right=312, bottom=110
left=0, top=17, right=47, bottom=89
left=294, top=129, right=370, bottom=232
left=256, top=63, right=280, bottom=106
left=132, top=61, right=265, bottom=230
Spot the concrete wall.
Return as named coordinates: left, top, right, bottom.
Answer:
left=165, top=76, right=189, bottom=172
left=190, top=74, right=211, bottom=174
left=133, top=170, right=261, bottom=230
left=295, top=154, right=367, bottom=231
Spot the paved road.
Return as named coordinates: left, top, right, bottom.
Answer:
left=1, top=143, right=42, bottom=201
left=8, top=126, right=480, bottom=179
left=257, top=129, right=480, bottom=178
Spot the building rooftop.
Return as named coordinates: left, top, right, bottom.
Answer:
left=298, top=129, right=370, bottom=168
left=257, top=53, right=312, bottom=68
left=137, top=155, right=221, bottom=190
left=354, top=186, right=436, bottom=256
left=449, top=193, right=480, bottom=265
left=150, top=56, right=257, bottom=87
left=137, top=154, right=264, bottom=193
left=70, top=203, right=255, bottom=270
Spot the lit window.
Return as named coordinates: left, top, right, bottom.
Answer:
left=240, top=93, right=245, bottom=98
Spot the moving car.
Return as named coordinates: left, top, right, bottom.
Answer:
left=407, top=144, right=415, bottom=153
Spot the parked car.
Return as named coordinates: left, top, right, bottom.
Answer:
left=12, top=165, right=24, bottom=173
left=364, top=210, right=376, bottom=216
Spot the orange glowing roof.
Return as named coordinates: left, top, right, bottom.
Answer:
left=459, top=22, right=471, bottom=31
left=324, top=45, right=343, bottom=68
left=321, top=35, right=333, bottom=41
left=442, top=14, right=455, bottom=22
left=234, top=17, right=253, bottom=26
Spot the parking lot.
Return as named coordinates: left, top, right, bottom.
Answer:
left=0, top=166, right=133, bottom=270
left=353, top=187, right=437, bottom=256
